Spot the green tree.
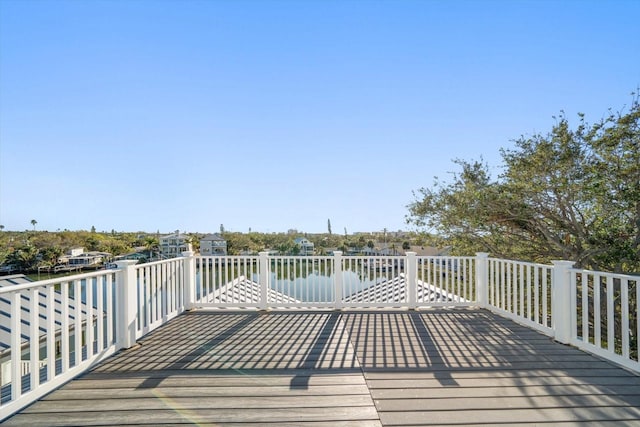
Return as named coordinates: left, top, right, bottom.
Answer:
left=30, top=219, right=37, bottom=231
left=357, top=236, right=366, bottom=251
left=144, top=236, right=160, bottom=258
left=40, top=246, right=63, bottom=266
left=86, top=236, right=101, bottom=251
left=408, top=94, right=640, bottom=272
left=327, top=219, right=332, bottom=235
left=6, top=244, right=39, bottom=271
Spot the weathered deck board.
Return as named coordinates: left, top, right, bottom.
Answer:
left=5, top=309, right=640, bottom=426
left=341, top=311, right=640, bottom=426
left=5, top=312, right=380, bottom=427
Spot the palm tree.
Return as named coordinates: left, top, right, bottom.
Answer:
left=30, top=219, right=37, bottom=231
left=143, top=236, right=160, bottom=258
left=0, top=225, right=4, bottom=232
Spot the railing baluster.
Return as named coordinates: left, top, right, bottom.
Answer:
left=86, top=278, right=94, bottom=360
left=582, top=272, right=589, bottom=344
left=29, top=287, right=39, bottom=392
left=594, top=274, right=602, bottom=348
left=61, top=281, right=69, bottom=373
left=542, top=267, right=549, bottom=327
left=73, top=280, right=82, bottom=367
left=519, top=264, right=524, bottom=317
left=144, top=266, right=151, bottom=330
left=96, top=275, right=104, bottom=353
left=46, top=285, right=55, bottom=382
left=607, top=276, right=615, bottom=353
left=527, top=265, right=533, bottom=321
left=106, top=273, right=114, bottom=349
left=637, top=278, right=640, bottom=362
left=533, top=266, right=539, bottom=324
left=621, top=277, right=629, bottom=359
left=10, top=291, right=21, bottom=400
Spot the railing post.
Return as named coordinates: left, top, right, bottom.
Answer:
left=551, top=260, right=575, bottom=344
left=259, top=251, right=270, bottom=310
left=182, top=250, right=196, bottom=310
left=334, top=251, right=343, bottom=309
left=475, top=252, right=489, bottom=308
left=114, top=260, right=138, bottom=349
left=406, top=252, right=417, bottom=309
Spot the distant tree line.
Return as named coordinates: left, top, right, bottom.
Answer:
left=0, top=229, right=421, bottom=273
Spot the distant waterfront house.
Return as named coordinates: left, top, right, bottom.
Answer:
left=294, top=237, right=314, bottom=255
left=68, top=251, right=111, bottom=266
left=68, top=248, right=84, bottom=257
left=200, top=234, right=227, bottom=256
left=114, top=250, right=164, bottom=263
left=159, top=233, right=190, bottom=257
left=57, top=247, right=85, bottom=265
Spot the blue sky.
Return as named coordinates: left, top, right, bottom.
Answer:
left=1, top=0, right=638, bottom=234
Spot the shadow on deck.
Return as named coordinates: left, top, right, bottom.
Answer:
left=5, top=309, right=640, bottom=426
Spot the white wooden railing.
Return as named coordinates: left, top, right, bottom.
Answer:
left=0, top=268, right=120, bottom=419
left=1, top=251, right=638, bottom=421
left=0, top=256, right=188, bottom=420
left=569, top=268, right=639, bottom=373
left=483, top=257, right=555, bottom=335
left=193, top=252, right=477, bottom=309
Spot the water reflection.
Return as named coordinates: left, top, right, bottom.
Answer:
left=195, top=264, right=403, bottom=303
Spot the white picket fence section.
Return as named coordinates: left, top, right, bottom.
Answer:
left=0, top=269, right=120, bottom=419
left=193, top=252, right=476, bottom=309
left=569, top=268, right=639, bottom=373
left=1, top=250, right=638, bottom=421
left=484, top=257, right=555, bottom=335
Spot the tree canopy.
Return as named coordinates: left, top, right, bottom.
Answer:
left=408, top=94, right=640, bottom=273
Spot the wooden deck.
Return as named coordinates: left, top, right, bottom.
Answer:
left=5, top=309, right=640, bottom=426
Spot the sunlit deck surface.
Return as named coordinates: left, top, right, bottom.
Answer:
left=6, top=309, right=640, bottom=426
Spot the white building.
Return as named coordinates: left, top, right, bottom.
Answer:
left=159, top=233, right=190, bottom=257
left=68, top=251, right=111, bottom=266
left=200, top=234, right=227, bottom=256
left=294, top=237, right=314, bottom=255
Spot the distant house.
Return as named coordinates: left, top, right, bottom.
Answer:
left=57, top=247, right=85, bottom=265
left=69, top=248, right=84, bottom=257
left=408, top=246, right=452, bottom=257
left=68, top=251, right=111, bottom=266
left=114, top=251, right=159, bottom=263
left=294, top=237, right=314, bottom=256
left=159, top=233, right=190, bottom=258
left=200, top=234, right=227, bottom=256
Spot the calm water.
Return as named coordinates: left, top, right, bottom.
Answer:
left=196, top=268, right=401, bottom=302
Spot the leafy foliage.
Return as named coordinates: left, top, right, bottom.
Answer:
left=408, top=94, right=640, bottom=272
